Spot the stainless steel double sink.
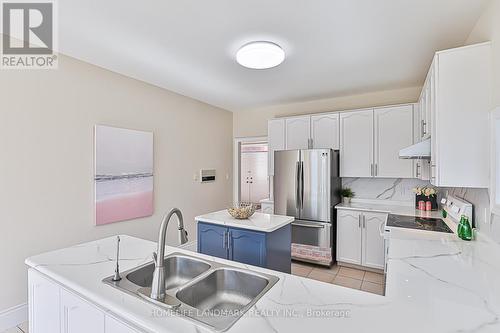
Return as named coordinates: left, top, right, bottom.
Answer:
left=103, top=253, right=279, bottom=332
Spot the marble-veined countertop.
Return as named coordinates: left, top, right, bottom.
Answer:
left=26, top=231, right=500, bottom=332
left=336, top=199, right=443, bottom=219
left=195, top=210, right=294, bottom=232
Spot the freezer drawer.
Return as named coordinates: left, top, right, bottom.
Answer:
left=291, top=220, right=332, bottom=248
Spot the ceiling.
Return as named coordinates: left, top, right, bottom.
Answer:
left=58, top=0, right=489, bottom=112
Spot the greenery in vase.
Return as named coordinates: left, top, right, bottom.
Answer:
left=339, top=187, right=355, bottom=198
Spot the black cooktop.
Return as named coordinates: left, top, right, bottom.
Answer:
left=386, top=214, right=453, bottom=233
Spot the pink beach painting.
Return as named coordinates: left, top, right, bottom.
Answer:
left=94, top=125, right=154, bottom=225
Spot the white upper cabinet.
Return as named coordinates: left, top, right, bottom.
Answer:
left=340, top=109, right=374, bottom=177
left=267, top=119, right=285, bottom=175
left=311, top=114, right=340, bottom=150
left=374, top=105, right=414, bottom=178
left=426, top=42, right=492, bottom=188
left=285, top=116, right=311, bottom=150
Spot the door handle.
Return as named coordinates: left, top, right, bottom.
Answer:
left=300, top=161, right=304, bottom=209
left=358, top=215, right=362, bottom=228
left=416, top=163, right=421, bottom=178
left=370, top=164, right=374, bottom=177
left=223, top=231, right=227, bottom=249
left=291, top=222, right=325, bottom=229
left=374, top=164, right=378, bottom=177
left=295, top=162, right=300, bottom=209
left=227, top=231, right=232, bottom=251
left=363, top=215, right=366, bottom=228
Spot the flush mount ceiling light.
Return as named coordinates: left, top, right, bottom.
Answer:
left=236, top=41, right=285, bottom=69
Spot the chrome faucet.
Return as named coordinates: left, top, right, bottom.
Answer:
left=150, top=208, right=188, bottom=300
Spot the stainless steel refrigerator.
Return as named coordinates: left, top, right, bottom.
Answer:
left=274, top=149, right=341, bottom=266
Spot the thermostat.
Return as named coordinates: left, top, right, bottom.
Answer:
left=200, top=169, right=216, bottom=183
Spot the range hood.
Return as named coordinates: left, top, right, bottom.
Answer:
left=399, top=139, right=431, bottom=159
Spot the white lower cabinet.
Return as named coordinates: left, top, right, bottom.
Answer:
left=28, top=269, right=142, bottom=333
left=29, top=269, right=61, bottom=333
left=261, top=201, right=274, bottom=214
left=336, top=210, right=362, bottom=265
left=337, top=210, right=386, bottom=270
left=106, top=315, right=140, bottom=333
left=61, top=289, right=105, bottom=333
left=361, top=212, right=386, bottom=270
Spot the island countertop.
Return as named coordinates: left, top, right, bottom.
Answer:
left=195, top=210, right=294, bottom=232
left=26, top=230, right=500, bottom=333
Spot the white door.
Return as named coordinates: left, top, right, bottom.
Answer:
left=60, top=289, right=105, bottom=333
left=311, top=114, right=340, bottom=150
left=268, top=119, right=285, bottom=175
left=285, top=116, right=310, bottom=150
left=337, top=210, right=362, bottom=265
left=105, top=316, right=139, bottom=333
left=374, top=105, right=414, bottom=178
left=340, top=109, right=374, bottom=177
left=29, top=269, right=61, bottom=333
left=361, top=212, right=386, bottom=270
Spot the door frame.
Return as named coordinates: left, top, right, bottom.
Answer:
left=233, top=136, right=268, bottom=205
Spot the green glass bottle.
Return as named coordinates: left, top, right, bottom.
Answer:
left=458, top=215, right=472, bottom=241
left=457, top=216, right=464, bottom=238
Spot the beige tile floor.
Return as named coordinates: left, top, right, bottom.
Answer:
left=291, top=261, right=385, bottom=295
left=2, top=321, right=28, bottom=333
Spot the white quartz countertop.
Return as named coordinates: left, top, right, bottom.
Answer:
left=26, top=232, right=500, bottom=333
left=195, top=210, right=294, bottom=232
left=336, top=200, right=443, bottom=219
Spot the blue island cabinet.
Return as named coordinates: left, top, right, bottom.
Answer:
left=197, top=222, right=291, bottom=273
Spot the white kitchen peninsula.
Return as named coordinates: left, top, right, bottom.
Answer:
left=25, top=231, right=500, bottom=332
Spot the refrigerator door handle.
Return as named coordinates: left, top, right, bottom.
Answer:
left=300, top=161, right=305, bottom=209
left=291, top=222, right=325, bottom=228
left=295, top=161, right=301, bottom=209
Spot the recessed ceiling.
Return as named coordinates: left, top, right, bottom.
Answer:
left=58, top=0, right=489, bottom=112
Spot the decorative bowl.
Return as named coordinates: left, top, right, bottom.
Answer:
left=227, top=203, right=256, bottom=219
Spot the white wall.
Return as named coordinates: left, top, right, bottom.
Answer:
left=233, top=86, right=421, bottom=137
left=0, top=48, right=233, bottom=311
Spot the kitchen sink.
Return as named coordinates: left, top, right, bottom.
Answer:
left=176, top=268, right=270, bottom=312
left=126, top=255, right=211, bottom=289
left=103, top=253, right=279, bottom=332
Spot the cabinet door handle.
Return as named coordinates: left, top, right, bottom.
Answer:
left=370, top=164, right=374, bottom=177
left=223, top=231, right=227, bottom=249
left=358, top=215, right=362, bottom=228
left=363, top=215, right=366, bottom=228
left=416, top=163, right=421, bottom=178
left=227, top=231, right=232, bottom=250
left=375, top=164, right=378, bottom=177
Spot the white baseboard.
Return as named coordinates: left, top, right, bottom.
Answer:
left=0, top=303, right=28, bottom=331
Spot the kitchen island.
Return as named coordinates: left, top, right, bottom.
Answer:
left=195, top=210, right=293, bottom=273
left=25, top=228, right=500, bottom=333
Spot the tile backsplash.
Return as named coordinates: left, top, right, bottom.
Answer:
left=341, top=178, right=431, bottom=202
left=342, top=178, right=500, bottom=243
